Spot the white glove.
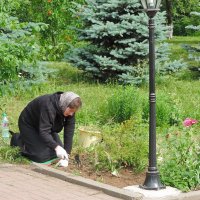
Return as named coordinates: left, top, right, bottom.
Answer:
left=55, top=145, right=68, bottom=160
left=56, top=159, right=69, bottom=167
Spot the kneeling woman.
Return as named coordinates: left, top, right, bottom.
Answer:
left=11, top=91, right=82, bottom=163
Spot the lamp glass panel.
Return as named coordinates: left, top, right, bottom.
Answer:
left=141, top=0, right=147, bottom=9
left=148, top=0, right=155, bottom=8
left=155, top=0, right=162, bottom=8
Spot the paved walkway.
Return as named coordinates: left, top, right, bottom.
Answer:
left=0, top=164, right=122, bottom=200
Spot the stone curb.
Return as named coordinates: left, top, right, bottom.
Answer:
left=31, top=163, right=200, bottom=200
left=31, top=162, right=143, bottom=200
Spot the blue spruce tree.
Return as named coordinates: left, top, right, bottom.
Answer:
left=65, top=0, right=174, bottom=84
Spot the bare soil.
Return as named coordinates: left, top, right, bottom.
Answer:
left=51, top=154, right=146, bottom=188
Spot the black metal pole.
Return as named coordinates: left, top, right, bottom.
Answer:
left=149, top=16, right=156, bottom=171
left=140, top=11, right=165, bottom=190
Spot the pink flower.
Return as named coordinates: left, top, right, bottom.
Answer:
left=183, top=118, right=198, bottom=127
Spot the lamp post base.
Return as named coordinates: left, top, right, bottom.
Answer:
left=140, top=171, right=166, bottom=190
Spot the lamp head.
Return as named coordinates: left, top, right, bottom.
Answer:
left=140, top=0, right=162, bottom=9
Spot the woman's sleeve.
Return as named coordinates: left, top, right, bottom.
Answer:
left=63, top=115, right=75, bottom=154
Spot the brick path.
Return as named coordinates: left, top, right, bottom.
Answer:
left=0, top=164, right=122, bottom=200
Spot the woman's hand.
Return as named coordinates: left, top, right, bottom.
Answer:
left=55, top=145, right=68, bottom=160
left=56, top=159, right=69, bottom=167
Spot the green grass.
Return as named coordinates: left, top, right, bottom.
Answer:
left=167, top=36, right=200, bottom=44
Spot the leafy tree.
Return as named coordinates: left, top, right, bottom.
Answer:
left=0, top=11, right=50, bottom=95
left=27, top=0, right=77, bottom=60
left=25, top=0, right=84, bottom=60
left=65, top=0, right=184, bottom=84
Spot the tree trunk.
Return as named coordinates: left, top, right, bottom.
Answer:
left=165, top=0, right=173, bottom=39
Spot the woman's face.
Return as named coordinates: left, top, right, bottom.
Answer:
left=63, top=107, right=77, bottom=117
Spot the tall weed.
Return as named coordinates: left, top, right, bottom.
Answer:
left=142, top=91, right=182, bottom=127
left=0, top=137, right=29, bottom=164
left=102, top=86, right=143, bottom=123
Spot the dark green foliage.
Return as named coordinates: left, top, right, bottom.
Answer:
left=164, top=0, right=200, bottom=36
left=174, top=14, right=200, bottom=36
left=65, top=0, right=169, bottom=84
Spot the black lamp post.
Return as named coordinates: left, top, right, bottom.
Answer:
left=139, top=0, right=165, bottom=190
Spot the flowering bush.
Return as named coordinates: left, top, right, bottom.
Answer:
left=159, top=125, right=200, bottom=192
